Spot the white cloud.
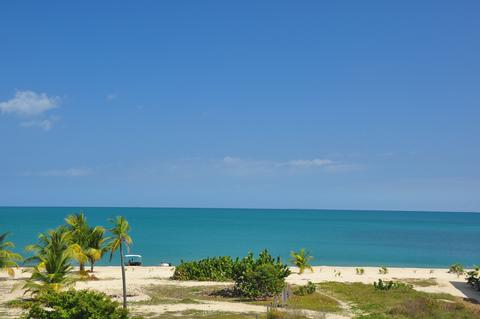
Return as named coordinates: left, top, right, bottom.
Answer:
left=0, top=91, right=59, bottom=116
left=22, top=167, right=93, bottom=177
left=286, top=159, right=334, bottom=167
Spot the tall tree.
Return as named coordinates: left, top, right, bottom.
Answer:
left=65, top=213, right=90, bottom=272
left=108, top=216, right=132, bottom=309
left=0, top=232, right=23, bottom=277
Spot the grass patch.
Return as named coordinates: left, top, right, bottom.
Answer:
left=287, top=291, right=340, bottom=312
left=395, top=278, right=437, bottom=287
left=142, top=310, right=261, bottom=319
left=318, top=281, right=480, bottom=318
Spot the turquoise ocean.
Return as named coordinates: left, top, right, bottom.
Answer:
left=1, top=207, right=479, bottom=268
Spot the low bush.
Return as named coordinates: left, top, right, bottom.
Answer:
left=22, top=289, right=129, bottom=319
left=356, top=268, right=365, bottom=275
left=466, top=265, right=480, bottom=290
left=172, top=250, right=291, bottom=300
left=293, top=281, right=316, bottom=296
left=172, top=256, right=235, bottom=281
left=233, top=250, right=291, bottom=299
left=449, top=263, right=465, bottom=277
left=378, top=266, right=388, bottom=274
left=373, top=279, right=412, bottom=291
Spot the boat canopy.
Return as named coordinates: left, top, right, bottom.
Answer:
left=125, top=254, right=142, bottom=258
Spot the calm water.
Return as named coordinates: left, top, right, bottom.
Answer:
left=1, top=207, right=479, bottom=267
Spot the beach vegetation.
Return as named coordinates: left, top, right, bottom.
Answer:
left=23, top=227, right=76, bottom=294
left=373, top=279, right=412, bottom=291
left=289, top=249, right=313, bottom=274
left=448, top=263, right=464, bottom=277
left=65, top=212, right=109, bottom=273
left=466, top=265, right=480, bottom=290
left=21, top=289, right=129, bottom=319
left=266, top=308, right=308, bottom=319
left=378, top=266, right=388, bottom=274
left=233, top=250, right=291, bottom=300
left=355, top=268, right=365, bottom=275
left=0, top=232, right=23, bottom=277
left=319, top=281, right=480, bottom=318
left=293, top=281, right=316, bottom=296
left=108, top=216, right=133, bottom=309
left=398, top=277, right=437, bottom=287
left=172, top=256, right=235, bottom=281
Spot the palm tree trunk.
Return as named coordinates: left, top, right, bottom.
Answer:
left=119, top=241, right=127, bottom=309
left=80, top=263, right=85, bottom=272
left=90, top=259, right=94, bottom=272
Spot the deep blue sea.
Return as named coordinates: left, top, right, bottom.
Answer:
left=1, top=207, right=479, bottom=268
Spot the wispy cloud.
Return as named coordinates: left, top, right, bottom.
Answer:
left=106, top=93, right=117, bottom=101
left=218, top=156, right=360, bottom=175
left=22, top=167, right=93, bottom=177
left=0, top=90, right=61, bottom=130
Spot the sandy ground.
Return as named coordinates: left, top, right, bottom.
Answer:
left=1, top=265, right=479, bottom=318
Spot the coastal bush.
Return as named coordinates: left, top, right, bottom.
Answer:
left=293, top=281, right=316, bottom=296
left=22, top=289, right=129, bottom=319
left=233, top=250, right=291, bottom=299
left=449, top=263, right=464, bottom=277
left=466, top=265, right=480, bottom=290
left=378, top=266, right=388, bottom=274
left=356, top=268, right=365, bottom=275
left=373, top=279, right=412, bottom=291
left=172, top=256, right=235, bottom=281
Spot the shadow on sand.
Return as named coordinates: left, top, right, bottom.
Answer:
left=450, top=281, right=480, bottom=303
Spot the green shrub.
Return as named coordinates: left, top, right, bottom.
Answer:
left=22, top=289, right=129, bottom=319
left=172, top=256, right=235, bottom=281
left=373, top=279, right=412, bottom=291
left=293, top=281, right=316, bottom=296
left=466, top=265, right=480, bottom=290
left=378, top=266, right=388, bottom=274
left=449, top=263, right=464, bottom=277
left=233, top=250, right=291, bottom=300
left=356, top=268, right=365, bottom=275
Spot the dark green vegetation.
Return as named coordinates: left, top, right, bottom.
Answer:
left=0, top=232, right=23, bottom=277
left=20, top=289, right=129, bottom=319
left=173, top=250, right=291, bottom=300
left=172, top=256, right=235, bottom=281
left=466, top=265, right=480, bottom=291
left=318, top=281, right=480, bottom=318
left=293, top=281, right=316, bottom=296
left=448, top=263, right=465, bottom=277
left=373, top=279, right=412, bottom=291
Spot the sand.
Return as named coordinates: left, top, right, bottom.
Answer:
left=1, top=265, right=478, bottom=318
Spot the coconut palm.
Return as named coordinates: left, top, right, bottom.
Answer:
left=108, top=216, right=132, bottom=309
left=65, top=212, right=90, bottom=272
left=86, top=226, right=109, bottom=272
left=24, top=227, right=75, bottom=294
left=290, top=248, right=314, bottom=274
left=0, top=232, right=23, bottom=277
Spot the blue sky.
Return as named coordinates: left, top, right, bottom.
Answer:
left=1, top=1, right=479, bottom=211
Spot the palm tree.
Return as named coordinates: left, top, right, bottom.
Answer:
left=290, top=248, right=314, bottom=274
left=108, top=216, right=132, bottom=309
left=86, top=226, right=109, bottom=272
left=24, top=227, right=75, bottom=294
left=65, top=212, right=90, bottom=272
left=0, top=232, right=23, bottom=277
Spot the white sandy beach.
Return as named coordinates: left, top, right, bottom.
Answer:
left=1, top=265, right=478, bottom=318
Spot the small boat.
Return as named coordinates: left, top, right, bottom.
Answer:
left=159, top=262, right=172, bottom=267
left=124, top=254, right=142, bottom=266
